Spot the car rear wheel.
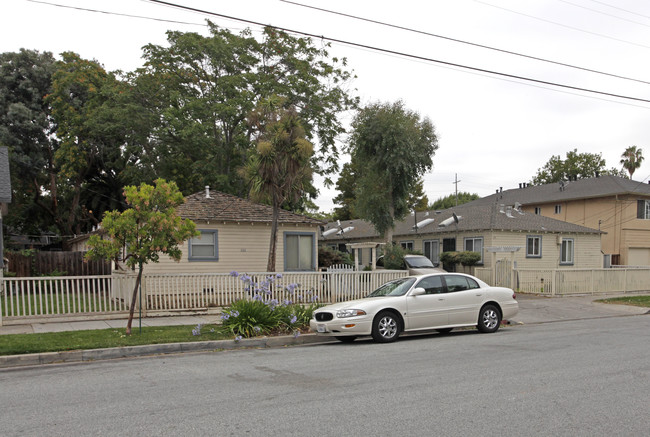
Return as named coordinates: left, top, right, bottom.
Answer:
left=335, top=336, right=357, bottom=343
left=372, top=311, right=401, bottom=343
left=477, top=304, right=501, bottom=333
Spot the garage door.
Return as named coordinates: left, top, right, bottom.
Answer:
left=628, top=248, right=650, bottom=266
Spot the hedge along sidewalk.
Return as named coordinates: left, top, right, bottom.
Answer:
left=0, top=333, right=336, bottom=369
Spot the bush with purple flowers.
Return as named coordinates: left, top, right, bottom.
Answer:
left=216, top=271, right=323, bottom=338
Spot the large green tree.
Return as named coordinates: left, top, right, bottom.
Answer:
left=0, top=49, right=57, bottom=237
left=531, top=148, right=625, bottom=185
left=46, top=52, right=131, bottom=236
left=131, top=23, right=356, bottom=197
left=350, top=101, right=438, bottom=243
left=430, top=192, right=479, bottom=210
left=620, top=146, right=644, bottom=178
left=86, top=179, right=197, bottom=335
left=239, top=102, right=313, bottom=271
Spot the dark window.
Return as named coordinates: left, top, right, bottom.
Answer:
left=534, top=207, right=541, bottom=215
left=416, top=275, right=444, bottom=294
left=444, top=275, right=480, bottom=293
left=400, top=241, right=414, bottom=251
left=638, top=200, right=650, bottom=219
left=554, top=205, right=562, bottom=214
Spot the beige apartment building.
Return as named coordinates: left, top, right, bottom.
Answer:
left=468, top=175, right=650, bottom=266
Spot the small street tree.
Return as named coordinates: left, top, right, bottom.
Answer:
left=85, top=179, right=197, bottom=335
left=620, top=146, right=644, bottom=178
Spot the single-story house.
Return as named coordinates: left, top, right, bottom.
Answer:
left=465, top=175, right=650, bottom=266
left=142, top=187, right=324, bottom=274
left=320, top=202, right=603, bottom=271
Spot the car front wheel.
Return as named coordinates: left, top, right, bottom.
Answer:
left=477, top=304, right=501, bottom=333
left=372, top=311, right=401, bottom=343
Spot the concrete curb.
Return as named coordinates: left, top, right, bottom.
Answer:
left=0, top=334, right=336, bottom=369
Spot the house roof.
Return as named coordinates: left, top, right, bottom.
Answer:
left=321, top=202, right=600, bottom=242
left=0, top=147, right=11, bottom=203
left=467, top=175, right=650, bottom=207
left=178, top=189, right=324, bottom=226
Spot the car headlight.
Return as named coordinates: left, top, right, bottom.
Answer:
left=336, top=309, right=367, bottom=318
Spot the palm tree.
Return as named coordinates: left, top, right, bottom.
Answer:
left=620, top=146, right=644, bottom=178
left=240, top=101, right=313, bottom=271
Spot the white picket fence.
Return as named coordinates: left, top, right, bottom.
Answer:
left=474, top=267, right=650, bottom=295
left=0, top=270, right=407, bottom=325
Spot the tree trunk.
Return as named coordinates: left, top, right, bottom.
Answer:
left=385, top=202, right=395, bottom=245
left=125, top=264, right=144, bottom=335
left=267, top=202, right=280, bottom=272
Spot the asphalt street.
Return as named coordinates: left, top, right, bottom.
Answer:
left=1, top=315, right=649, bottom=436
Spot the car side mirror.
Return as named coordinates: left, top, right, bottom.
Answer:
left=411, top=287, right=426, bottom=296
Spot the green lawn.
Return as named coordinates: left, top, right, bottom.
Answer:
left=0, top=324, right=231, bottom=356
left=596, top=295, right=650, bottom=308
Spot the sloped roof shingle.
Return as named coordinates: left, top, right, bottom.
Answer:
left=468, top=175, right=650, bottom=207
left=321, top=202, right=600, bottom=242
left=178, top=190, right=323, bottom=225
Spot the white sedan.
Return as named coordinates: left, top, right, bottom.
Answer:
left=310, top=273, right=518, bottom=343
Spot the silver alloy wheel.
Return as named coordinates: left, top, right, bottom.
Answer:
left=378, top=315, right=398, bottom=339
left=482, top=308, right=499, bottom=330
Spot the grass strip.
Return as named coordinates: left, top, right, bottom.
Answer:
left=596, top=295, right=650, bottom=308
left=0, top=325, right=231, bottom=356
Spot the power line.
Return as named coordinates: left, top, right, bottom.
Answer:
left=144, top=0, right=650, bottom=104
left=281, top=0, right=650, bottom=86
left=557, top=0, right=650, bottom=28
left=26, top=0, right=206, bottom=27
left=586, top=0, right=650, bottom=21
left=473, top=0, right=650, bottom=50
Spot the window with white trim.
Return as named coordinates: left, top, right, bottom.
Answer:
left=188, top=230, right=218, bottom=261
left=560, top=238, right=574, bottom=265
left=400, top=240, right=414, bottom=251
left=526, top=235, right=542, bottom=258
left=284, top=232, right=315, bottom=271
left=464, top=237, right=483, bottom=264
left=554, top=205, right=562, bottom=214
left=534, top=207, right=542, bottom=215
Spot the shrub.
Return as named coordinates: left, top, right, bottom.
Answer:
left=318, top=247, right=352, bottom=268
left=218, top=271, right=323, bottom=338
left=383, top=244, right=407, bottom=270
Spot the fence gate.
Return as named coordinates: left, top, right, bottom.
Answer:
left=494, top=259, right=512, bottom=288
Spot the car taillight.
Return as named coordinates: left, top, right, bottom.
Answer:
left=512, top=293, right=517, bottom=300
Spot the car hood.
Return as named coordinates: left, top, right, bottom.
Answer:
left=315, top=296, right=393, bottom=312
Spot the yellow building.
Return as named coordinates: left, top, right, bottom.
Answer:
left=468, top=175, right=650, bottom=266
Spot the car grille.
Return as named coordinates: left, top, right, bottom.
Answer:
left=315, top=312, right=334, bottom=322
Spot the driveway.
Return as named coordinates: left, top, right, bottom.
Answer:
left=511, top=293, right=650, bottom=324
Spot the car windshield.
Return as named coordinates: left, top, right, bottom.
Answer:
left=404, top=256, right=435, bottom=269
left=366, top=278, right=416, bottom=297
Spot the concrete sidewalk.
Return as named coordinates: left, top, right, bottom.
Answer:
left=1, top=293, right=648, bottom=336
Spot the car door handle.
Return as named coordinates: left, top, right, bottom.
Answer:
left=475, top=293, right=482, bottom=297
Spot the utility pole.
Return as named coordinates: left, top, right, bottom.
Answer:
left=453, top=173, right=461, bottom=206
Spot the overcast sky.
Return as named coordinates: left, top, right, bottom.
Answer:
left=3, top=0, right=650, bottom=211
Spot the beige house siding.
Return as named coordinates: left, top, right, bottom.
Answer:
left=144, top=222, right=320, bottom=274
left=522, top=195, right=650, bottom=266
left=326, top=229, right=601, bottom=271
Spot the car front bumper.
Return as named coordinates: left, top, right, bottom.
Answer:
left=309, top=317, right=373, bottom=337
